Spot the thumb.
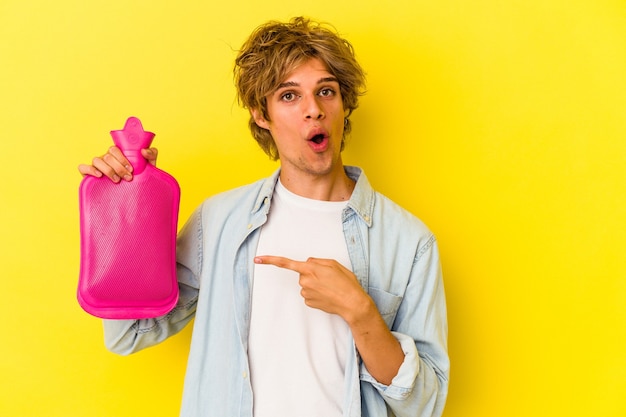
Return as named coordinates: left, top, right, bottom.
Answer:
left=141, top=147, right=159, bottom=166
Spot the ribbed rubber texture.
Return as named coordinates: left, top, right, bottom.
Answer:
left=78, top=164, right=180, bottom=319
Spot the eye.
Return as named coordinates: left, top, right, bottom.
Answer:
left=318, top=88, right=336, bottom=97
left=280, top=91, right=297, bottom=102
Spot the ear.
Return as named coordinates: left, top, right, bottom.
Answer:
left=251, top=109, right=270, bottom=130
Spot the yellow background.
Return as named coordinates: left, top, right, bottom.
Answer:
left=1, top=0, right=624, bottom=416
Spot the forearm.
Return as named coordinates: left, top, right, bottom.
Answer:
left=103, top=279, right=198, bottom=355
left=361, top=341, right=448, bottom=417
left=103, top=305, right=193, bottom=355
left=346, top=294, right=405, bottom=385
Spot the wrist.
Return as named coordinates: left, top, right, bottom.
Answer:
left=344, top=293, right=378, bottom=330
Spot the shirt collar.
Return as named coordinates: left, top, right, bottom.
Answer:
left=252, top=165, right=375, bottom=227
left=345, top=166, right=374, bottom=227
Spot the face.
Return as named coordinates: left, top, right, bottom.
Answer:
left=252, top=58, right=346, bottom=181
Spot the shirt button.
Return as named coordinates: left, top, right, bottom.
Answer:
left=242, top=371, right=248, bottom=379
left=247, top=223, right=252, bottom=229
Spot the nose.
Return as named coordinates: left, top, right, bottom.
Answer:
left=304, top=95, right=325, bottom=120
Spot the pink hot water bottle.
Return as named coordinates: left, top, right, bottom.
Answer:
left=77, top=117, right=180, bottom=319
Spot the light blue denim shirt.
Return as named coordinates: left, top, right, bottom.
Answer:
left=104, top=166, right=449, bottom=417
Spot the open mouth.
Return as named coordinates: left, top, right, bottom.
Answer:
left=310, top=133, right=325, bottom=144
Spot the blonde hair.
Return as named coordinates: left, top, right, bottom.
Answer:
left=234, top=17, right=366, bottom=160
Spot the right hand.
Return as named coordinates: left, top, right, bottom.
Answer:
left=77, top=146, right=158, bottom=182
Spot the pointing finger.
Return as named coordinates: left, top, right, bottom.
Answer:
left=254, top=255, right=307, bottom=273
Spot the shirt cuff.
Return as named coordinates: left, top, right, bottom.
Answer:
left=359, top=331, right=419, bottom=400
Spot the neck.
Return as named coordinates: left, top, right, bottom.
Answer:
left=279, top=165, right=355, bottom=202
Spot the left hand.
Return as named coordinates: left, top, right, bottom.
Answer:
left=254, top=256, right=370, bottom=322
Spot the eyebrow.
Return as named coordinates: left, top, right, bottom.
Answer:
left=276, top=76, right=340, bottom=90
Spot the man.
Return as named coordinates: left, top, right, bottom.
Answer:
left=79, top=17, right=449, bottom=417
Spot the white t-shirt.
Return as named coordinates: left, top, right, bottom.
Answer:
left=249, top=180, right=352, bottom=417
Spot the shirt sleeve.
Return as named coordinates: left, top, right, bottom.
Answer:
left=361, top=235, right=450, bottom=417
